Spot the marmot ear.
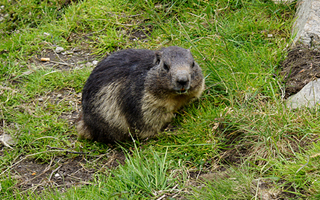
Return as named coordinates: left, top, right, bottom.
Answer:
left=154, top=51, right=162, bottom=65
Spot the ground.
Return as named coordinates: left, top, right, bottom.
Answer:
left=10, top=145, right=126, bottom=194
left=279, top=45, right=320, bottom=98
left=2, top=43, right=320, bottom=198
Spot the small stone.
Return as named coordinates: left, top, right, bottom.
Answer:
left=267, top=34, right=273, bottom=38
left=55, top=47, right=64, bottom=53
left=0, top=134, right=17, bottom=147
left=92, top=60, right=99, bottom=65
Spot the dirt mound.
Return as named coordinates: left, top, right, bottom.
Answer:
left=279, top=45, right=320, bottom=98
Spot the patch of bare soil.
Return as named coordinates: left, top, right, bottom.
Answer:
left=128, top=24, right=153, bottom=42
left=30, top=47, right=97, bottom=71
left=10, top=150, right=125, bottom=194
left=279, top=45, right=320, bottom=98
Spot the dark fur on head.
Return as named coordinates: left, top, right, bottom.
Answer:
left=77, top=46, right=204, bottom=143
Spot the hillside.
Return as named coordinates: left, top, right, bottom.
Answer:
left=1, top=0, right=320, bottom=199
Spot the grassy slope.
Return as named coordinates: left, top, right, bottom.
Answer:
left=1, top=0, right=320, bottom=199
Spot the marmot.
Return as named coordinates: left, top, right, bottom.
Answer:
left=77, top=46, right=205, bottom=143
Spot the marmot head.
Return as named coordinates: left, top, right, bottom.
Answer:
left=146, top=46, right=203, bottom=97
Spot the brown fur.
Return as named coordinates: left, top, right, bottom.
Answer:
left=77, top=46, right=205, bottom=143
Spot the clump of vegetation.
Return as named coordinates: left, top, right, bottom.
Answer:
left=1, top=0, right=320, bottom=199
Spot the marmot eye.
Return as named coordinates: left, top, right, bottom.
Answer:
left=163, top=63, right=170, bottom=71
left=192, top=62, right=195, bottom=68
left=155, top=58, right=160, bottom=65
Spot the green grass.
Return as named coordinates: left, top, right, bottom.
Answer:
left=34, top=147, right=182, bottom=199
left=1, top=0, right=320, bottom=199
left=191, top=167, right=256, bottom=199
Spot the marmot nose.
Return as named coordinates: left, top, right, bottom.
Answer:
left=175, top=70, right=190, bottom=93
left=177, top=76, right=189, bottom=86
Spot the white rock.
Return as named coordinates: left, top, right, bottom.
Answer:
left=286, top=78, right=320, bottom=109
left=0, top=134, right=17, bottom=148
left=92, top=60, right=99, bottom=65
left=55, top=46, right=64, bottom=53
left=292, top=0, right=320, bottom=48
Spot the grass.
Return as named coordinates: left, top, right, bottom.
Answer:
left=191, top=167, right=256, bottom=199
left=1, top=0, right=320, bottom=199
left=35, top=146, right=182, bottom=199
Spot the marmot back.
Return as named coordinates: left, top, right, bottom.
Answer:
left=77, top=46, right=205, bottom=143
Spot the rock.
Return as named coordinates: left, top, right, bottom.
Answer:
left=55, top=46, right=64, bottom=53
left=286, top=78, right=320, bottom=109
left=292, top=0, right=320, bottom=48
left=0, top=134, right=17, bottom=148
